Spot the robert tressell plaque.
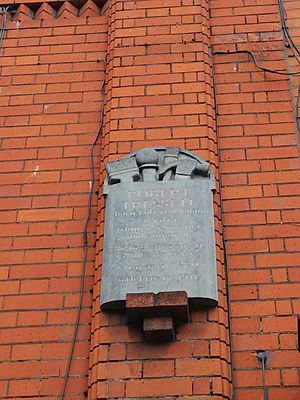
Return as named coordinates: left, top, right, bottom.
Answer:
left=100, top=147, right=217, bottom=310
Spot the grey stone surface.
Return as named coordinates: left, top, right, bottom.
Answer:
left=100, top=147, right=218, bottom=310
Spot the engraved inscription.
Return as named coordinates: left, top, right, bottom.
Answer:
left=101, top=147, right=217, bottom=310
left=123, top=188, right=193, bottom=210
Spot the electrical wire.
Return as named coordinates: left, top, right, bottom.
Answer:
left=214, top=1, right=300, bottom=130
left=0, top=7, right=9, bottom=50
left=213, top=49, right=300, bottom=76
left=277, top=0, right=300, bottom=135
left=261, top=356, right=269, bottom=400
left=278, top=0, right=300, bottom=59
left=59, top=59, right=107, bottom=400
left=257, top=351, right=269, bottom=400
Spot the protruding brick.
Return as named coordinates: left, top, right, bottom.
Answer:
left=79, top=0, right=100, bottom=17
left=126, top=291, right=189, bottom=326
left=126, top=292, right=155, bottom=324
left=143, top=316, right=175, bottom=342
left=57, top=2, right=78, bottom=18
left=158, top=291, right=189, bottom=324
left=35, top=3, right=56, bottom=20
left=158, top=291, right=188, bottom=306
left=126, top=292, right=155, bottom=309
left=12, top=4, right=34, bottom=21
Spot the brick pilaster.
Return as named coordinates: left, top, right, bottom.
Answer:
left=89, top=0, right=231, bottom=398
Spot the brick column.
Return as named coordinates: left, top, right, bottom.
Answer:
left=88, top=0, right=231, bottom=398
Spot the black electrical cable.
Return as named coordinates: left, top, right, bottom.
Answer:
left=277, top=0, right=300, bottom=136
left=261, top=356, right=269, bottom=400
left=213, top=49, right=300, bottom=76
left=257, top=351, right=269, bottom=400
left=277, top=0, right=300, bottom=78
left=278, top=0, right=300, bottom=59
left=59, top=59, right=107, bottom=400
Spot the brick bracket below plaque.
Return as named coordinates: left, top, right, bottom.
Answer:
left=126, top=291, right=190, bottom=342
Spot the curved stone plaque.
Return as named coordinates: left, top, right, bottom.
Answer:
left=101, top=147, right=217, bottom=310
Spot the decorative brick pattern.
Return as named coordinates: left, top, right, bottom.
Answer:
left=7, top=0, right=103, bottom=19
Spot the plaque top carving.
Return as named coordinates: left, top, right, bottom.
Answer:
left=104, top=147, right=215, bottom=193
left=101, top=147, right=217, bottom=311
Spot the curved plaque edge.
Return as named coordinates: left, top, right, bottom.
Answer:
left=100, top=295, right=218, bottom=312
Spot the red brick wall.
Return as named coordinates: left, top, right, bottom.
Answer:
left=212, top=0, right=300, bottom=399
left=0, top=2, right=107, bottom=398
left=0, top=0, right=299, bottom=399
